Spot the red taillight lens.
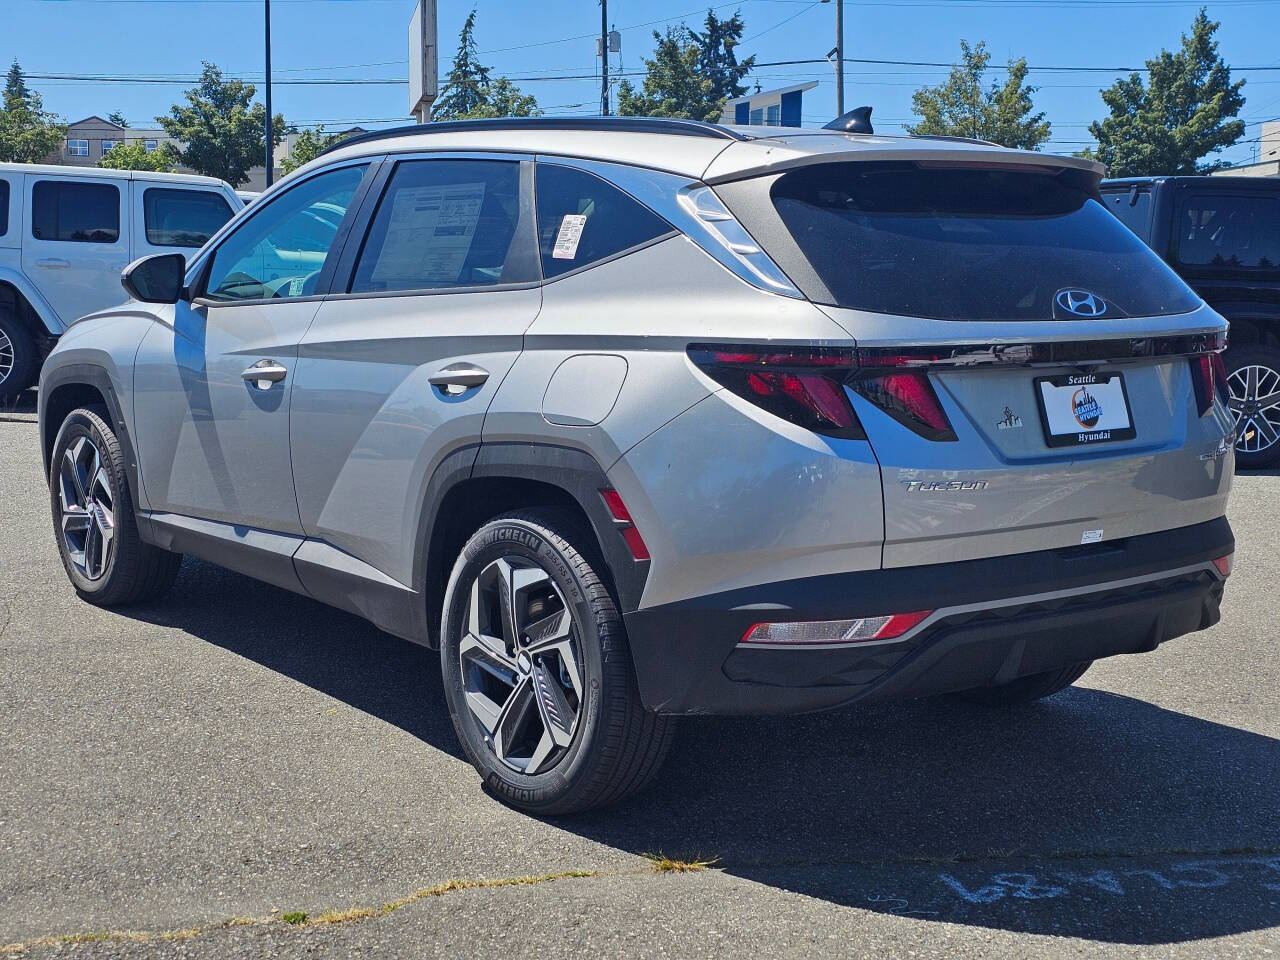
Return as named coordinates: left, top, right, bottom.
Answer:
left=688, top=344, right=864, bottom=439
left=600, top=489, right=650, bottom=561
left=850, top=370, right=957, bottom=442
left=1191, top=353, right=1227, bottom=417
left=1212, top=553, right=1232, bottom=578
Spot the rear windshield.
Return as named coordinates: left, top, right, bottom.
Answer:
left=763, top=163, right=1199, bottom=321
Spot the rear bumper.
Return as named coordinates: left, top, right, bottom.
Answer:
left=624, top=517, right=1232, bottom=715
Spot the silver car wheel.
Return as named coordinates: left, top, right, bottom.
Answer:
left=459, top=556, right=584, bottom=776
left=0, top=325, right=13, bottom=386
left=1227, top=364, right=1280, bottom=455
left=58, top=435, right=116, bottom=581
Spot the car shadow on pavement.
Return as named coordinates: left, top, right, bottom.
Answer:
left=127, top=556, right=1279, bottom=946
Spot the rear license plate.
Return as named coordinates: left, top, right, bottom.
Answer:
left=1034, top=372, right=1135, bottom=447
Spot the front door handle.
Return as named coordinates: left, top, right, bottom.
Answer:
left=36, top=258, right=70, bottom=269
left=242, top=359, right=288, bottom=389
left=429, top=363, right=489, bottom=396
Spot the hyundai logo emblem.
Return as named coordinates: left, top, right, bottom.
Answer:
left=1056, top=289, right=1107, bottom=318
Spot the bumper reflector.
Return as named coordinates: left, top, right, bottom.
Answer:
left=600, top=488, right=650, bottom=561
left=1212, top=553, right=1233, bottom=578
left=741, top=610, right=933, bottom=646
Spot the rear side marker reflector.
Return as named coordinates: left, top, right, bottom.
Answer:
left=741, top=610, right=933, bottom=646
left=600, top=489, right=650, bottom=561
left=1212, top=554, right=1233, bottom=578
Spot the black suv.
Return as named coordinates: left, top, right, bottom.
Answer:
left=1102, top=176, right=1280, bottom=468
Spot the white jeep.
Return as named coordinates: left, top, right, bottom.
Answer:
left=0, top=163, right=241, bottom=400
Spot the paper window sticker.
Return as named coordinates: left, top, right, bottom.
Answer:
left=552, top=213, right=587, bottom=259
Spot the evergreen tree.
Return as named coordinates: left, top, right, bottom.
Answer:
left=107, top=111, right=129, bottom=128
left=0, top=60, right=66, bottom=163
left=1084, top=9, right=1245, bottom=175
left=689, top=9, right=755, bottom=104
left=156, top=62, right=285, bottom=186
left=905, top=41, right=1050, bottom=149
left=617, top=27, right=721, bottom=122
left=431, top=11, right=540, bottom=120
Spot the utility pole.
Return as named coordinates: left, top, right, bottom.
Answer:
left=834, top=0, right=844, bottom=117
left=264, top=0, right=273, bottom=187
left=600, top=0, right=609, bottom=115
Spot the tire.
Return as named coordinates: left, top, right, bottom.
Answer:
left=0, top=310, right=40, bottom=404
left=956, top=661, right=1092, bottom=707
left=49, top=406, right=182, bottom=606
left=440, top=509, right=674, bottom=815
left=1224, top=342, right=1280, bottom=470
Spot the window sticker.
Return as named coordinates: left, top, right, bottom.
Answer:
left=370, top=181, right=486, bottom=285
left=552, top=213, right=587, bottom=260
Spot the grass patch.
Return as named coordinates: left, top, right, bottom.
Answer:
left=644, top=853, right=719, bottom=873
left=281, top=912, right=309, bottom=926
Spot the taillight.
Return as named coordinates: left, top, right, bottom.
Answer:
left=741, top=610, right=933, bottom=646
left=1191, top=351, right=1229, bottom=416
left=850, top=371, right=957, bottom=442
left=600, top=489, right=650, bottom=561
left=1212, top=553, right=1233, bottom=578
left=687, top=344, right=865, bottom=440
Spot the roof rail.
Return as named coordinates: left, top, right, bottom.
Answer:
left=318, top=116, right=748, bottom=158
left=908, top=133, right=1000, bottom=147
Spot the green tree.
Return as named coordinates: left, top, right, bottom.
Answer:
left=281, top=126, right=340, bottom=175
left=98, top=139, right=178, bottom=172
left=1083, top=9, right=1245, bottom=176
left=432, top=11, right=539, bottom=120
left=617, top=26, right=721, bottom=122
left=156, top=62, right=284, bottom=186
left=689, top=9, right=755, bottom=104
left=107, top=110, right=129, bottom=128
left=0, top=60, right=66, bottom=163
left=905, top=41, right=1050, bottom=149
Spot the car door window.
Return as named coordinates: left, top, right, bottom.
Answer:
left=32, top=180, right=120, bottom=243
left=143, top=187, right=234, bottom=248
left=534, top=164, right=673, bottom=280
left=1178, top=195, right=1280, bottom=269
left=349, top=159, right=536, bottom=294
left=203, top=164, right=366, bottom=302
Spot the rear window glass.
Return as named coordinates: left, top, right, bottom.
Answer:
left=144, top=188, right=234, bottom=248
left=1103, top=188, right=1153, bottom=243
left=32, top=180, right=120, bottom=243
left=535, top=164, right=672, bottom=280
left=767, top=163, right=1199, bottom=321
left=1177, top=194, right=1280, bottom=270
left=0, top=178, right=8, bottom=236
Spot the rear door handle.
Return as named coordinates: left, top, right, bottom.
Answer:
left=242, top=359, right=288, bottom=389
left=36, top=258, right=70, bottom=269
left=429, top=363, right=489, bottom=395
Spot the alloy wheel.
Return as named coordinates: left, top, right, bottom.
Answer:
left=0, top=325, right=13, bottom=387
left=58, top=435, right=116, bottom=580
left=1227, top=364, right=1280, bottom=455
left=458, top=557, right=585, bottom=775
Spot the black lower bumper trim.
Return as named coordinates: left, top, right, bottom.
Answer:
left=624, top=518, right=1232, bottom=715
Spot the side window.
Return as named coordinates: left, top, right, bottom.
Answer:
left=1178, top=194, right=1280, bottom=269
left=0, top=178, right=9, bottom=238
left=1103, top=188, right=1153, bottom=243
left=203, top=164, right=366, bottom=302
left=144, top=188, right=234, bottom=248
left=32, top=181, right=120, bottom=243
left=350, top=159, right=535, bottom=294
left=534, top=164, right=673, bottom=280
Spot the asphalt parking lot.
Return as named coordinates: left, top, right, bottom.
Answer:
left=2, top=393, right=1278, bottom=958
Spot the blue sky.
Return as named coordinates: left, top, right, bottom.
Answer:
left=5, top=0, right=1279, bottom=167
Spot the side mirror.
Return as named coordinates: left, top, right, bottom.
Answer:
left=121, top=253, right=187, bottom=304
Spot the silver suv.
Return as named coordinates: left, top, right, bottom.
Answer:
left=39, top=118, right=1236, bottom=814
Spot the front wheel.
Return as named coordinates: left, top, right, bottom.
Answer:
left=1225, top=343, right=1280, bottom=470
left=440, top=510, right=673, bottom=815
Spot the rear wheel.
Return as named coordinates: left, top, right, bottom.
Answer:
left=440, top=510, right=673, bottom=815
left=0, top=310, right=40, bottom=404
left=956, top=661, right=1092, bottom=707
left=50, top=406, right=182, bottom=605
left=1225, top=343, right=1280, bottom=470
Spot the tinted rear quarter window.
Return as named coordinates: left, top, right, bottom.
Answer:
left=32, top=180, right=120, bottom=243
left=144, top=188, right=234, bottom=248
left=1176, top=194, right=1280, bottom=270
left=0, top=178, right=9, bottom=237
left=534, top=164, right=672, bottom=279
left=351, top=159, right=536, bottom=294
left=764, top=162, right=1198, bottom=321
